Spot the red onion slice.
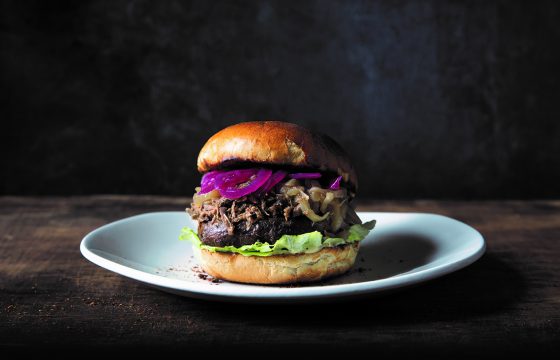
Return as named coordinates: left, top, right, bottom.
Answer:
left=216, top=168, right=272, bottom=199
left=289, top=172, right=322, bottom=179
left=329, top=175, right=343, bottom=190
left=199, top=170, right=221, bottom=194
left=258, top=170, right=287, bottom=194
left=214, top=168, right=258, bottom=188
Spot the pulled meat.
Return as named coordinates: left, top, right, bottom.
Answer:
left=189, top=193, right=293, bottom=232
left=187, top=179, right=360, bottom=247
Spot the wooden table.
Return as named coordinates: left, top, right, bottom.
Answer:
left=1, top=196, right=559, bottom=357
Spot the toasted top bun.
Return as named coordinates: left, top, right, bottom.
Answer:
left=197, top=121, right=358, bottom=190
left=197, top=242, right=359, bottom=285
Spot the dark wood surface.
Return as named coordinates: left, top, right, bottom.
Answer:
left=1, top=196, right=559, bottom=356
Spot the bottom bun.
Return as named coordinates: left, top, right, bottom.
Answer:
left=197, top=242, right=360, bottom=285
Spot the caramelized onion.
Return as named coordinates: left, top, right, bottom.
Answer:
left=285, top=187, right=302, bottom=197
left=330, top=199, right=343, bottom=232
left=321, top=191, right=334, bottom=213
left=283, top=178, right=300, bottom=187
left=296, top=195, right=330, bottom=223
left=193, top=189, right=220, bottom=205
left=309, top=188, right=324, bottom=202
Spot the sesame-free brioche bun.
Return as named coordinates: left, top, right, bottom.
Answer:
left=197, top=121, right=358, bottom=190
left=197, top=242, right=359, bottom=285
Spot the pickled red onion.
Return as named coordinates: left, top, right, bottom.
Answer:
left=258, top=170, right=287, bottom=194
left=216, top=168, right=272, bottom=199
left=289, top=172, right=322, bottom=179
left=199, top=170, right=221, bottom=194
left=329, top=175, right=343, bottom=190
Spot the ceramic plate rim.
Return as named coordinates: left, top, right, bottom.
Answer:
left=80, top=211, right=486, bottom=302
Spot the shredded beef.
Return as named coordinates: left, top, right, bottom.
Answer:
left=188, top=193, right=286, bottom=225
left=187, top=193, right=330, bottom=247
left=186, top=187, right=364, bottom=248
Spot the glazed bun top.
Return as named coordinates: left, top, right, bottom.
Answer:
left=197, top=121, right=358, bottom=190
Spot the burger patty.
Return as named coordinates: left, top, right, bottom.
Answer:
left=198, top=216, right=323, bottom=247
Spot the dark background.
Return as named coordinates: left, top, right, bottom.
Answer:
left=1, top=0, right=559, bottom=199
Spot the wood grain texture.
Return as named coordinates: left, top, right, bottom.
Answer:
left=1, top=196, right=559, bottom=357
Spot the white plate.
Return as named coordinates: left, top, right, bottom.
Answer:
left=80, top=212, right=485, bottom=303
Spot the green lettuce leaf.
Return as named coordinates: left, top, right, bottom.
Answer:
left=179, top=220, right=376, bottom=257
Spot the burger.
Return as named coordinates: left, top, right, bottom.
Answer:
left=180, top=121, right=375, bottom=284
